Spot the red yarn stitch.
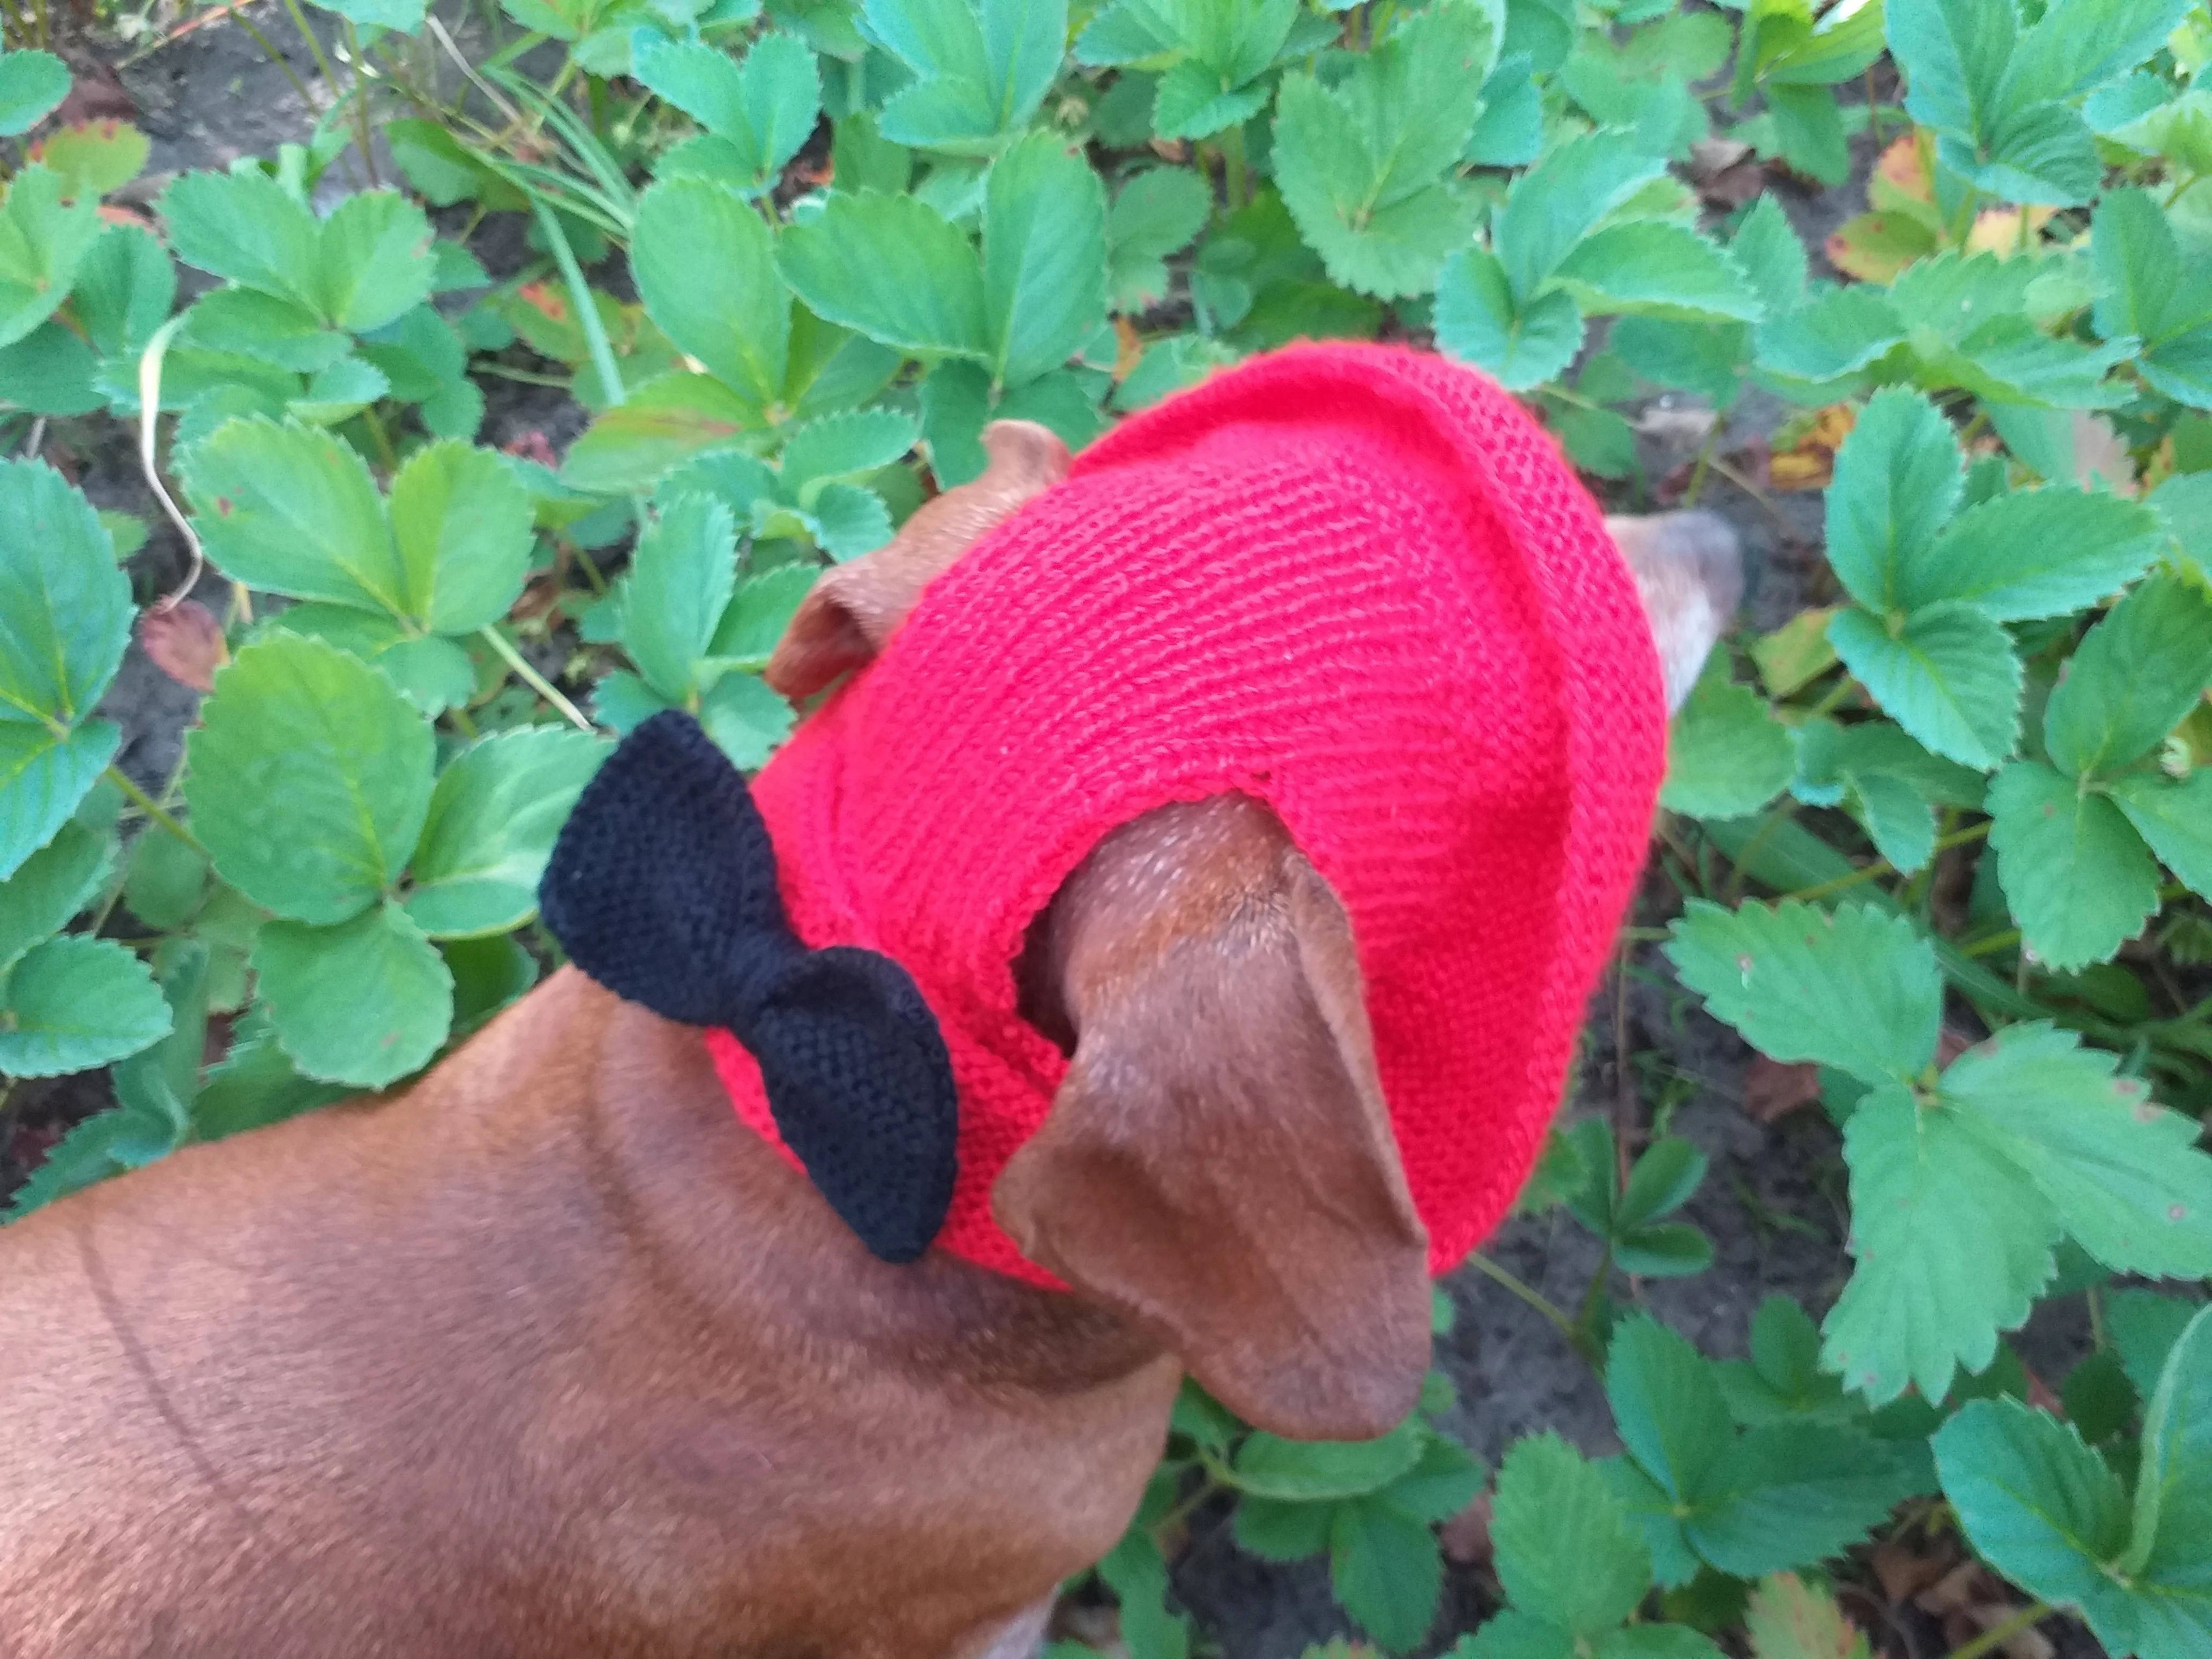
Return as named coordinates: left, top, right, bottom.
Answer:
left=707, top=342, right=1668, bottom=1288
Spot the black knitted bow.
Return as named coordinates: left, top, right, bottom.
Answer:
left=537, top=710, right=958, bottom=1262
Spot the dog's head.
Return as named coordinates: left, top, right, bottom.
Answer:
left=761, top=415, right=1741, bottom=1442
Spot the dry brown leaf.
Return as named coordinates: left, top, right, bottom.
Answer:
left=1439, top=1491, right=1493, bottom=1567
left=1916, top=1562, right=2056, bottom=1659
left=1869, top=1536, right=1951, bottom=1605
left=138, top=600, right=228, bottom=694
left=1744, top=1056, right=1824, bottom=1125
left=1770, top=404, right=1858, bottom=491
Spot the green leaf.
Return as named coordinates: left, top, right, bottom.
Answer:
left=1686, top=1423, right=1920, bottom=1578
left=182, top=417, right=401, bottom=615
left=0, top=722, right=118, bottom=887
left=1150, top=63, right=1269, bottom=142
left=1960, top=99, right=2101, bottom=206
left=2046, top=575, right=2212, bottom=779
left=1661, top=664, right=1796, bottom=819
left=1827, top=602, right=2022, bottom=769
left=1987, top=759, right=2159, bottom=971
left=1821, top=1082, right=2056, bottom=1404
left=1108, top=166, right=1212, bottom=312
left=1229, top=1415, right=1426, bottom=1501
left=33, top=119, right=149, bottom=204
left=634, top=32, right=819, bottom=195
left=1553, top=221, right=1762, bottom=323
left=121, top=825, right=206, bottom=934
left=781, top=416, right=917, bottom=499
left=2092, top=189, right=2212, bottom=406
left=253, top=899, right=452, bottom=1088
left=1232, top=1494, right=1335, bottom=1561
left=1271, top=4, right=1491, bottom=300
left=1901, top=490, right=2166, bottom=623
left=184, top=632, right=436, bottom=925
left=387, top=440, right=534, bottom=635
left=1664, top=899, right=1941, bottom=1085
left=1462, top=1610, right=1578, bottom=1659
left=0, top=49, right=71, bottom=137
left=696, top=670, right=793, bottom=769
left=183, top=285, right=350, bottom=373
left=2114, top=1305, right=2212, bottom=1655
left=0, top=933, right=169, bottom=1075
left=1943, top=1023, right=2212, bottom=1282
left=2111, top=1290, right=2203, bottom=1401
left=1887, top=0, right=2015, bottom=142
left=629, top=176, right=789, bottom=412
left=1823, top=387, right=1960, bottom=616
left=72, top=221, right=178, bottom=364
left=2112, top=772, right=2212, bottom=901
left=0, top=163, right=96, bottom=349
left=1491, top=130, right=1665, bottom=302
left=1608, top=1316, right=1734, bottom=1506
left=1491, top=1432, right=1652, bottom=1636
left=1718, top=1297, right=1854, bottom=1427
left=622, top=491, right=738, bottom=704
left=709, top=565, right=816, bottom=667
left=983, top=132, right=1108, bottom=387
left=1936, top=1398, right=2131, bottom=1618
left=1329, top=1496, right=1443, bottom=1654
left=2006, top=0, right=2191, bottom=106
left=314, top=191, right=434, bottom=334
left=1097, top=1528, right=1191, bottom=1659
left=158, top=168, right=319, bottom=310
left=1755, top=285, right=1904, bottom=383
left=864, top=0, right=1066, bottom=153
left=1385, top=1430, right=1484, bottom=1521
left=0, top=457, right=130, bottom=733
left=273, top=604, right=475, bottom=717
left=777, top=189, right=989, bottom=359
left=403, top=728, right=608, bottom=938
left=0, top=820, right=108, bottom=971
left=559, top=373, right=763, bottom=495
left=1434, top=248, right=1583, bottom=391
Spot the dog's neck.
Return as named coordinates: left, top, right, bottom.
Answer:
left=569, top=972, right=1167, bottom=1400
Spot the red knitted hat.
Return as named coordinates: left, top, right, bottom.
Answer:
left=705, top=341, right=1668, bottom=1287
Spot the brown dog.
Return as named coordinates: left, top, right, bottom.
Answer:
left=0, top=420, right=1739, bottom=1658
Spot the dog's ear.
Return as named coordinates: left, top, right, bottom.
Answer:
left=1604, top=509, right=1745, bottom=713
left=995, top=797, right=1432, bottom=1443
left=765, top=421, right=1071, bottom=700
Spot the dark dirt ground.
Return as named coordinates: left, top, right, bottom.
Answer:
left=1, top=17, right=2109, bottom=1657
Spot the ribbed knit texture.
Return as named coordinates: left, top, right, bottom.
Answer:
left=707, top=342, right=1668, bottom=1287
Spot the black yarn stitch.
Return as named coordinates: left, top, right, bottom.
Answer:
left=537, top=709, right=959, bottom=1262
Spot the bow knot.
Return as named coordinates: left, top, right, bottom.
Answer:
left=539, top=711, right=958, bottom=1262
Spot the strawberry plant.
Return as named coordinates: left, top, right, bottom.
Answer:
left=3, top=0, right=2212, bottom=1653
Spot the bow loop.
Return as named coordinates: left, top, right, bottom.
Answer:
left=539, top=711, right=958, bottom=1262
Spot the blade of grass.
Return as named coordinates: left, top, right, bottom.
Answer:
left=527, top=191, right=626, bottom=408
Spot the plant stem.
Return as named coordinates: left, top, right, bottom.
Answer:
left=106, top=765, right=206, bottom=856
left=445, top=701, right=480, bottom=739
left=1682, top=417, right=1722, bottom=507
left=279, top=0, right=343, bottom=106
left=341, top=18, right=382, bottom=186
left=231, top=11, right=319, bottom=110
left=1948, top=1602, right=2052, bottom=1659
left=478, top=625, right=594, bottom=731
left=1466, top=1253, right=1578, bottom=1341
left=1220, top=121, right=1249, bottom=212
left=361, top=403, right=399, bottom=473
